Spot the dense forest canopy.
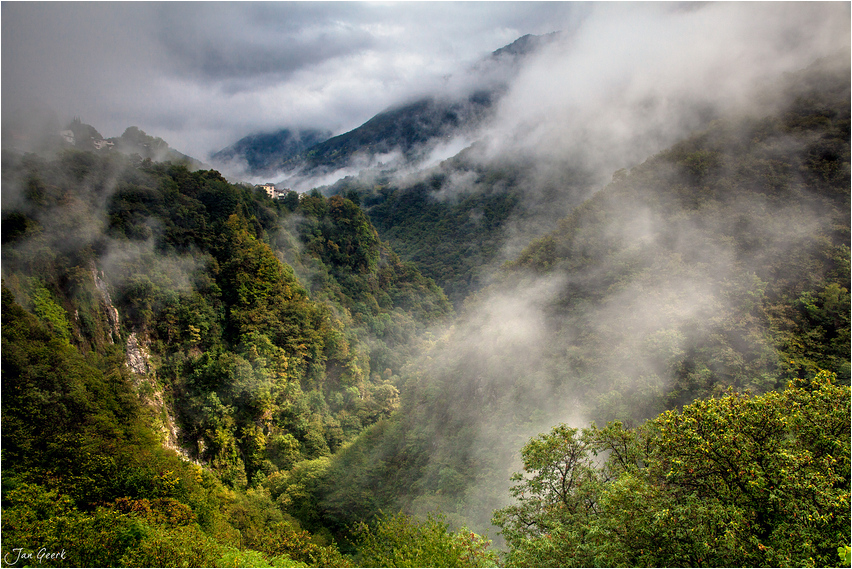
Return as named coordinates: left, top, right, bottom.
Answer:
left=2, top=50, right=850, bottom=568
left=1, top=140, right=455, bottom=565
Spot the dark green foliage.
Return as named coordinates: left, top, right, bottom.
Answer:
left=2, top=54, right=848, bottom=568
left=211, top=128, right=332, bottom=177
left=1, top=211, right=36, bottom=244
left=2, top=284, right=126, bottom=471
left=1, top=284, right=349, bottom=567
left=295, top=193, right=451, bottom=326
left=269, top=95, right=494, bottom=177
left=329, top=168, right=525, bottom=306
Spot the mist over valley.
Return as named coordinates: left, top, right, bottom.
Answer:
left=2, top=3, right=850, bottom=567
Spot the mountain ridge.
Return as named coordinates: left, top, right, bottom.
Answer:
left=1, top=30, right=848, bottom=569
left=209, top=32, right=561, bottom=182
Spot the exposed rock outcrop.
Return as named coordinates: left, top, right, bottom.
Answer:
left=92, top=266, right=120, bottom=343
left=126, top=332, right=150, bottom=377
left=89, top=264, right=198, bottom=465
left=125, top=332, right=199, bottom=465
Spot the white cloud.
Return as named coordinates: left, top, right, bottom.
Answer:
left=2, top=2, right=573, bottom=161
left=477, top=2, right=851, bottom=185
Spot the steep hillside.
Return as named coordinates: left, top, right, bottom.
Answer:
left=2, top=145, right=451, bottom=475
left=327, top=162, right=531, bottom=306
left=108, top=126, right=205, bottom=168
left=1, top=47, right=847, bottom=569
left=1, top=144, right=451, bottom=563
left=305, top=56, right=850, bottom=542
left=211, top=128, right=333, bottom=178
left=293, top=94, right=494, bottom=174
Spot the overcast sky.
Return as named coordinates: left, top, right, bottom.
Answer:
left=2, top=1, right=587, bottom=160
left=2, top=2, right=849, bottom=164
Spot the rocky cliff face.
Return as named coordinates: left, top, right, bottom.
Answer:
left=125, top=332, right=150, bottom=376
left=125, top=331, right=199, bottom=464
left=92, top=264, right=198, bottom=464
left=92, top=266, right=121, bottom=344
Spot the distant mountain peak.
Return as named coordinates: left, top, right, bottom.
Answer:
left=64, top=117, right=106, bottom=150
left=210, top=32, right=563, bottom=183
left=491, top=31, right=561, bottom=59
left=210, top=128, right=333, bottom=178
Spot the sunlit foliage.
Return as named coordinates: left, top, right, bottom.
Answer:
left=493, top=371, right=851, bottom=567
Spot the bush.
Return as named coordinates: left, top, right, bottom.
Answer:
left=354, top=511, right=498, bottom=568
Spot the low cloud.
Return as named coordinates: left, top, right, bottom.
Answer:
left=382, top=3, right=850, bottom=534
left=475, top=2, right=850, bottom=190
left=1, top=2, right=577, bottom=161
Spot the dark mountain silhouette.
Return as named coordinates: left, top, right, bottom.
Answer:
left=210, top=128, right=332, bottom=177
left=210, top=32, right=561, bottom=180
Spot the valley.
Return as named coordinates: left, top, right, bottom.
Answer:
left=2, top=17, right=850, bottom=568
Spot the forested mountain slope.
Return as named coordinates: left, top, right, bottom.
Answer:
left=1, top=51, right=848, bottom=568
left=292, top=94, right=494, bottom=174
left=1, top=146, right=452, bottom=564
left=324, top=142, right=600, bottom=308
left=211, top=129, right=333, bottom=179
left=304, top=55, right=850, bottom=549
left=327, top=164, right=530, bottom=307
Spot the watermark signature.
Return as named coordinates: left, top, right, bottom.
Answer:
left=3, top=548, right=67, bottom=566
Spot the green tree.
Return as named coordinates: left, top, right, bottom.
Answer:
left=493, top=371, right=851, bottom=567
